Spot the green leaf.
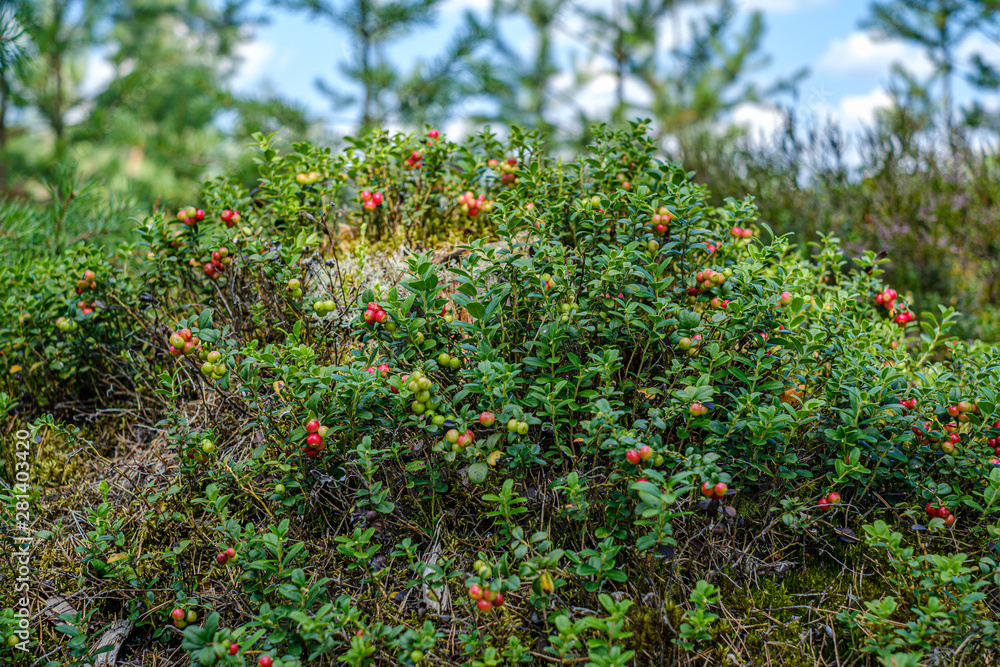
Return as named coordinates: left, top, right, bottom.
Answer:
left=468, top=462, right=489, bottom=485
left=468, top=302, right=486, bottom=320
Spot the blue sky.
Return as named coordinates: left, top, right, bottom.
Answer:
left=218, top=0, right=994, bottom=137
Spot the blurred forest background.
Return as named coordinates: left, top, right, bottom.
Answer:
left=1, top=0, right=999, bottom=337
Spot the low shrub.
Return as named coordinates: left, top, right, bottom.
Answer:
left=2, top=122, right=999, bottom=666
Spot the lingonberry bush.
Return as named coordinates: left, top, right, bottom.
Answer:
left=2, top=122, right=1000, bottom=666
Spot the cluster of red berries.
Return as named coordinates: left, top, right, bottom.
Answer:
left=946, top=401, right=979, bottom=421
left=168, top=328, right=200, bottom=356
left=220, top=209, right=241, bottom=228
left=427, top=129, right=440, bottom=141
left=405, top=150, right=423, bottom=169
left=874, top=288, right=897, bottom=308
left=730, top=225, right=754, bottom=239
left=176, top=206, right=205, bottom=226
left=625, top=445, right=654, bottom=465
left=215, top=546, right=237, bottom=565
left=303, top=419, right=328, bottom=458
left=986, top=421, right=1000, bottom=456
left=689, top=403, right=710, bottom=417
left=457, top=191, right=495, bottom=218
left=650, top=207, right=672, bottom=234
left=700, top=481, right=728, bottom=500
left=468, top=584, right=504, bottom=611
left=362, top=301, right=389, bottom=325
left=169, top=607, right=198, bottom=629
left=77, top=300, right=97, bottom=315
left=367, top=362, right=391, bottom=375
left=598, top=292, right=624, bottom=300
left=816, top=491, right=841, bottom=507
left=925, top=502, right=956, bottom=526
left=703, top=241, right=718, bottom=254
left=899, top=398, right=918, bottom=413
left=694, top=269, right=726, bottom=292
left=446, top=427, right=475, bottom=452
left=488, top=157, right=518, bottom=186
left=203, top=247, right=232, bottom=280
left=913, top=420, right=962, bottom=453
left=360, top=190, right=384, bottom=211
left=709, top=296, right=730, bottom=309
left=895, top=311, right=915, bottom=326
left=74, top=269, right=97, bottom=295
left=295, top=171, right=321, bottom=185
left=469, top=560, right=504, bottom=611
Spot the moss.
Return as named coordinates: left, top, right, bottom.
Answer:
left=627, top=604, right=671, bottom=656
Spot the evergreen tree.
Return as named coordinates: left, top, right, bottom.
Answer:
left=1, top=0, right=308, bottom=202
left=862, top=0, right=1000, bottom=136
left=647, top=0, right=803, bottom=138
left=484, top=0, right=572, bottom=137
left=0, top=0, right=36, bottom=191
left=276, top=0, right=489, bottom=130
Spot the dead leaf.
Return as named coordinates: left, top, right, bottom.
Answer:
left=834, top=527, right=858, bottom=543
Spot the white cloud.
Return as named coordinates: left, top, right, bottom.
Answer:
left=729, top=102, right=786, bottom=136
left=232, top=40, right=280, bottom=91
left=721, top=87, right=893, bottom=155
left=738, top=0, right=832, bottom=13
left=837, top=86, right=893, bottom=127
left=816, top=31, right=933, bottom=78
left=439, top=0, right=492, bottom=13
left=540, top=56, right=656, bottom=133
left=798, top=85, right=894, bottom=131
